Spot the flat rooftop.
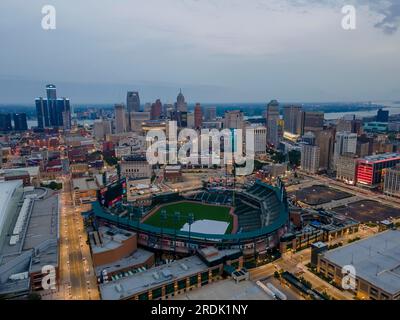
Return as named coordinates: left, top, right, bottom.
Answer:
left=100, top=255, right=208, bottom=300
left=322, top=229, right=400, bottom=295
left=360, top=152, right=400, bottom=162
left=72, top=177, right=99, bottom=191
left=198, top=247, right=242, bottom=264
left=173, top=279, right=272, bottom=300
left=94, top=248, right=154, bottom=276
left=0, top=180, right=23, bottom=239
left=23, top=189, right=59, bottom=250
left=90, top=226, right=135, bottom=255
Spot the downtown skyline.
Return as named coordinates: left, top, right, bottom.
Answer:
left=1, top=0, right=400, bottom=104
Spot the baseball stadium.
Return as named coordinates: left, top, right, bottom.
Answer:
left=87, top=180, right=289, bottom=260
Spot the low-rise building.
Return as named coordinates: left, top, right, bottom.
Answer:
left=120, top=155, right=152, bottom=180
left=72, top=176, right=102, bottom=205
left=317, top=230, right=400, bottom=300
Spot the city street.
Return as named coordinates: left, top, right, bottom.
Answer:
left=44, top=176, right=99, bottom=300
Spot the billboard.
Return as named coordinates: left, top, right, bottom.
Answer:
left=97, top=178, right=127, bottom=207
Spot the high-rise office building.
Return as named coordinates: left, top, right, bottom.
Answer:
left=93, top=119, right=112, bottom=140
left=114, top=104, right=126, bottom=133
left=283, top=105, right=302, bottom=135
left=302, top=131, right=316, bottom=146
left=46, top=84, right=57, bottom=99
left=130, top=111, right=150, bottom=132
left=205, top=106, right=217, bottom=121
left=13, top=113, right=28, bottom=131
left=187, top=112, right=195, bottom=129
left=251, top=125, right=267, bottom=156
left=301, top=111, right=324, bottom=134
left=336, top=115, right=362, bottom=134
left=194, top=103, right=203, bottom=129
left=127, top=91, right=140, bottom=131
left=224, top=110, right=244, bottom=129
left=175, top=89, right=187, bottom=112
left=35, top=84, right=71, bottom=128
left=266, top=100, right=280, bottom=147
left=334, top=132, right=357, bottom=167
left=336, top=153, right=358, bottom=185
left=150, top=99, right=162, bottom=120
left=316, top=129, right=335, bottom=171
left=127, top=91, right=140, bottom=112
left=301, top=144, right=320, bottom=174
left=0, top=114, right=12, bottom=132
left=376, top=108, right=389, bottom=122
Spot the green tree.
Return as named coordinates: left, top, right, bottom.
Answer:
left=288, top=150, right=301, bottom=167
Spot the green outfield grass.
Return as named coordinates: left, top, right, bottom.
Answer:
left=143, top=201, right=233, bottom=234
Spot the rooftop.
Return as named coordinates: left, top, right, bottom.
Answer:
left=99, top=255, right=208, bottom=300
left=0, top=166, right=40, bottom=177
left=360, top=153, right=400, bottom=163
left=90, top=226, right=135, bottom=255
left=0, top=180, right=23, bottom=239
left=94, top=248, right=154, bottom=276
left=322, top=229, right=400, bottom=295
left=72, top=177, right=99, bottom=191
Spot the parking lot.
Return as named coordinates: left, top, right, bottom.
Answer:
left=332, top=199, right=400, bottom=222
left=291, top=185, right=352, bottom=206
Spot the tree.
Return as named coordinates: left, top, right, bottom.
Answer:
left=27, top=292, right=42, bottom=300
left=271, top=152, right=285, bottom=163
left=288, top=150, right=301, bottom=167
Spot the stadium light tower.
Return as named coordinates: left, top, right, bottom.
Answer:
left=173, top=211, right=181, bottom=258
left=160, top=209, right=167, bottom=250
left=187, top=212, right=195, bottom=251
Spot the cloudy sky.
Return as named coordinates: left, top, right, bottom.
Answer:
left=0, top=0, right=399, bottom=103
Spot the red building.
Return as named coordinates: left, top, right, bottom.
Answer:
left=356, top=153, right=400, bottom=187
left=194, top=103, right=203, bottom=129
left=150, top=99, right=162, bottom=120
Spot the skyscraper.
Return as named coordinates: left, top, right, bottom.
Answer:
left=266, top=100, right=280, bottom=147
left=93, top=119, right=112, bottom=140
left=127, top=91, right=140, bottom=131
left=376, top=108, right=389, bottom=122
left=35, top=84, right=71, bottom=128
left=150, top=99, right=162, bottom=120
left=301, top=144, right=320, bottom=174
left=194, top=103, right=203, bottom=129
left=127, top=91, right=140, bottom=112
left=175, top=89, right=187, bottom=112
left=0, top=114, right=12, bottom=132
left=205, top=106, right=217, bottom=121
left=114, top=104, right=126, bottom=133
left=224, top=110, right=244, bottom=129
left=334, top=132, right=357, bottom=157
left=13, top=113, right=28, bottom=131
left=283, top=105, right=302, bottom=135
left=334, top=132, right=357, bottom=168
left=301, top=111, right=324, bottom=134
left=316, top=129, right=335, bottom=171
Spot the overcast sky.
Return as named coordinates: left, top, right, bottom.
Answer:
left=0, top=0, right=399, bottom=104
